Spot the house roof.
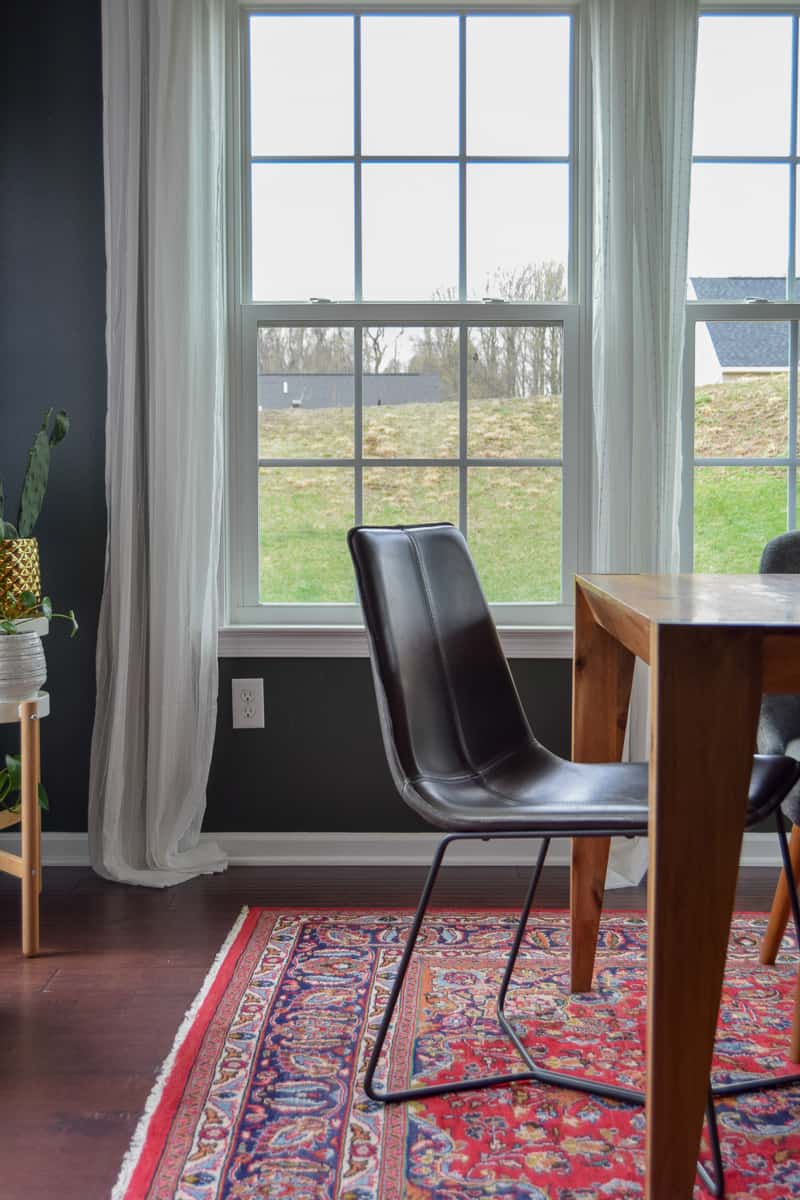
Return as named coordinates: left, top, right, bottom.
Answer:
left=691, top=277, right=788, bottom=369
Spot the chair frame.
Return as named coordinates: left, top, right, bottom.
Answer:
left=364, top=819, right=800, bottom=1200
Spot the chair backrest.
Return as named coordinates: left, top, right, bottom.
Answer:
left=760, top=530, right=800, bottom=574
left=348, top=523, right=535, bottom=790
left=759, top=531, right=800, bottom=759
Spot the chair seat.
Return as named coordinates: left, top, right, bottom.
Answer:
left=403, top=742, right=800, bottom=835
left=781, top=738, right=800, bottom=825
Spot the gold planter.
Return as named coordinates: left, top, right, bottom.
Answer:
left=0, top=539, right=41, bottom=617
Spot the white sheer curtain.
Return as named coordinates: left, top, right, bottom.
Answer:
left=588, top=0, right=699, bottom=886
left=89, top=0, right=229, bottom=886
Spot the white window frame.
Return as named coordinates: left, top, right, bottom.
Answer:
left=225, top=0, right=592, bottom=651
left=682, top=4, right=800, bottom=566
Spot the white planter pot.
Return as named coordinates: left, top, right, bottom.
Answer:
left=0, top=632, right=47, bottom=702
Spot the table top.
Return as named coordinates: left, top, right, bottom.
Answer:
left=578, top=573, right=800, bottom=629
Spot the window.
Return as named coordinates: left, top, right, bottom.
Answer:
left=685, top=11, right=800, bottom=570
left=229, top=5, right=584, bottom=628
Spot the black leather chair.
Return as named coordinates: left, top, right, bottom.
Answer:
left=349, top=522, right=800, bottom=1198
left=757, top=531, right=800, bottom=974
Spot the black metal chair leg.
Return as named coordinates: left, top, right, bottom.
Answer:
left=365, top=828, right=800, bottom=1196
left=364, top=832, right=725, bottom=1194
left=700, top=1093, right=725, bottom=1198
left=363, top=832, right=548, bottom=1103
left=707, top=816, right=800, bottom=1107
left=776, top=809, right=800, bottom=951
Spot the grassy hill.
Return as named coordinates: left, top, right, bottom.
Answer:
left=258, top=376, right=789, bottom=602
left=694, top=374, right=788, bottom=572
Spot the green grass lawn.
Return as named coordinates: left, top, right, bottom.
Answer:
left=258, top=375, right=791, bottom=602
left=259, top=396, right=562, bottom=603
left=694, top=372, right=789, bottom=572
left=694, top=467, right=786, bottom=573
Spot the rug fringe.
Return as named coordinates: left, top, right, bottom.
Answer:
left=110, top=905, right=252, bottom=1200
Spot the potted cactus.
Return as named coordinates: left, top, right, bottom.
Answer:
left=0, top=408, right=69, bottom=614
left=0, top=409, right=76, bottom=703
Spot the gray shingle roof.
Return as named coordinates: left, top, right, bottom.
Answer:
left=691, top=277, right=788, bottom=369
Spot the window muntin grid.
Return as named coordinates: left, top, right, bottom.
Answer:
left=246, top=11, right=574, bottom=304
left=236, top=7, right=581, bottom=623
left=254, top=313, right=572, bottom=613
left=686, top=12, right=800, bottom=570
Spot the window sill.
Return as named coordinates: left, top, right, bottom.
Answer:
left=217, top=625, right=573, bottom=660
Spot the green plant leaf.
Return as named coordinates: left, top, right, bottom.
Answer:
left=40, top=407, right=54, bottom=433
left=0, top=620, right=17, bottom=634
left=50, top=411, right=70, bottom=446
left=20, top=590, right=37, bottom=610
left=68, top=609, right=79, bottom=637
left=5, top=755, right=21, bottom=791
left=40, top=596, right=52, bottom=620
left=0, top=521, right=18, bottom=539
left=0, top=756, right=50, bottom=814
left=17, top=427, right=51, bottom=537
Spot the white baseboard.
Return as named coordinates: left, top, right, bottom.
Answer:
left=0, top=830, right=783, bottom=869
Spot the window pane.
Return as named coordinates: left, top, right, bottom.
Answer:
left=363, top=466, right=458, bottom=526
left=250, top=16, right=353, bottom=156
left=795, top=167, right=800, bottom=301
left=252, top=165, right=353, bottom=301
left=361, top=17, right=458, bottom=155
left=363, top=328, right=458, bottom=458
left=258, top=328, right=354, bottom=459
left=694, top=467, right=786, bottom=572
left=467, top=166, right=568, bottom=300
left=466, top=16, right=570, bottom=156
left=259, top=468, right=354, bottom=602
left=469, top=468, right=561, bottom=602
left=694, top=322, right=788, bottom=459
left=688, top=165, right=788, bottom=281
left=468, top=326, right=562, bottom=458
left=362, top=165, right=458, bottom=300
left=694, top=16, right=792, bottom=157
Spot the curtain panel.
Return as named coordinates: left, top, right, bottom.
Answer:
left=89, top=0, right=229, bottom=885
left=88, top=0, right=698, bottom=886
left=588, top=0, right=699, bottom=885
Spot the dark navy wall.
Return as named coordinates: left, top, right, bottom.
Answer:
left=0, top=1, right=107, bottom=832
left=205, top=657, right=572, bottom=831
left=0, top=1, right=574, bottom=835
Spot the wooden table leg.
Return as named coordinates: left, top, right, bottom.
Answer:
left=20, top=700, right=40, bottom=957
left=645, top=625, right=761, bottom=1200
left=570, top=581, right=635, bottom=992
left=792, top=972, right=800, bottom=1063
left=760, top=823, right=800, bottom=965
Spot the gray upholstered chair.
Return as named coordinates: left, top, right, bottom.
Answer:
left=758, top=532, right=800, bottom=1016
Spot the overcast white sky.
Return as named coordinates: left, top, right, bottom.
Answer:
left=249, top=13, right=797, bottom=300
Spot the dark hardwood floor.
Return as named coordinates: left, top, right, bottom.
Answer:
left=0, top=864, right=783, bottom=1199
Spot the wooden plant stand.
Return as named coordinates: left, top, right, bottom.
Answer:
left=0, top=693, right=48, bottom=955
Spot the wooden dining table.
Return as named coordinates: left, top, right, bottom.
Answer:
left=569, top=572, right=800, bottom=1200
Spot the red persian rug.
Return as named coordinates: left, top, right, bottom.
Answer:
left=113, top=908, right=800, bottom=1200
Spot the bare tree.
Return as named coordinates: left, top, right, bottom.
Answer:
left=363, top=327, right=387, bottom=375
left=258, top=327, right=353, bottom=374
left=256, top=262, right=565, bottom=398
left=409, top=264, right=565, bottom=400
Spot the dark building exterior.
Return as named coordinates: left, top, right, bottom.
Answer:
left=258, top=372, right=441, bottom=410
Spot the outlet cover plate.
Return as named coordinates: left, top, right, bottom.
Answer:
left=232, top=678, right=265, bottom=729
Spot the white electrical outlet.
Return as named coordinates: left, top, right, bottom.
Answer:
left=232, top=678, right=265, bottom=729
